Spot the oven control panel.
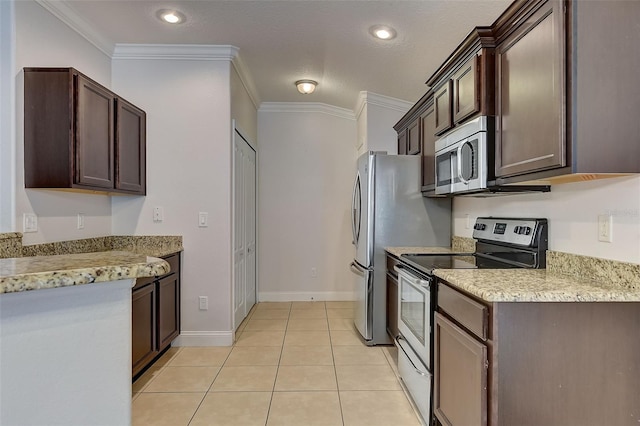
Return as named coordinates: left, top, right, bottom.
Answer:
left=472, top=217, right=546, bottom=247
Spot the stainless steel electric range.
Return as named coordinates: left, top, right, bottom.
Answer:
left=393, top=217, right=548, bottom=425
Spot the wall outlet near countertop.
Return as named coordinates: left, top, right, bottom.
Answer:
left=23, top=213, right=38, bottom=233
left=598, top=214, right=613, bottom=243
left=153, top=207, right=164, bottom=222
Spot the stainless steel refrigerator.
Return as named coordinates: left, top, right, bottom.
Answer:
left=349, top=151, right=451, bottom=345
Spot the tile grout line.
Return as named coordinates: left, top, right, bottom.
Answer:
left=263, top=302, right=291, bottom=426
left=326, top=302, right=347, bottom=426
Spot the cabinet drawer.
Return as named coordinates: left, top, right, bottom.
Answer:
left=133, top=275, right=154, bottom=291
left=438, top=282, right=488, bottom=340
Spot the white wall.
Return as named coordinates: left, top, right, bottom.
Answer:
left=13, top=0, right=113, bottom=243
left=0, top=0, right=15, bottom=232
left=257, top=103, right=358, bottom=301
left=453, top=176, right=640, bottom=263
left=111, top=52, right=244, bottom=345
left=355, top=91, right=412, bottom=156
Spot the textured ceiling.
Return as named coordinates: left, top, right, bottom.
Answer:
left=53, top=0, right=512, bottom=110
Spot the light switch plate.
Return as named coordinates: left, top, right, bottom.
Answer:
left=199, top=212, right=208, bottom=227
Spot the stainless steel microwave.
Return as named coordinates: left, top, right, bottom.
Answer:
left=435, top=116, right=491, bottom=195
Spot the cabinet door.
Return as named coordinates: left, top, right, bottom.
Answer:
left=115, top=98, right=146, bottom=194
left=397, top=129, right=408, bottom=155
left=434, top=313, right=488, bottom=426
left=434, top=81, right=453, bottom=135
left=452, top=55, right=480, bottom=124
left=495, top=0, right=565, bottom=178
left=132, top=283, right=157, bottom=377
left=407, top=119, right=421, bottom=155
left=386, top=273, right=399, bottom=339
left=420, top=104, right=436, bottom=189
left=157, top=273, right=180, bottom=350
left=75, top=74, right=115, bottom=189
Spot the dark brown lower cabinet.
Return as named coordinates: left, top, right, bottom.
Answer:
left=434, top=312, right=487, bottom=426
left=157, top=273, right=180, bottom=350
left=132, top=252, right=181, bottom=378
left=132, top=282, right=157, bottom=376
left=385, top=254, right=400, bottom=339
left=435, top=280, right=640, bottom=426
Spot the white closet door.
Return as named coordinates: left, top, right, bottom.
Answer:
left=233, top=141, right=246, bottom=329
left=233, top=127, right=257, bottom=330
left=244, top=146, right=257, bottom=311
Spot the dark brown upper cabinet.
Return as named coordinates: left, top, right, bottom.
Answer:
left=493, top=0, right=640, bottom=184
left=394, top=90, right=437, bottom=194
left=24, top=67, right=146, bottom=195
left=407, top=119, right=421, bottom=155
left=494, top=0, right=565, bottom=179
left=427, top=28, right=495, bottom=137
left=397, top=128, right=408, bottom=155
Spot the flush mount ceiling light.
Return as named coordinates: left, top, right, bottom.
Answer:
left=157, top=9, right=186, bottom=24
left=295, top=80, right=317, bottom=95
left=369, top=25, right=397, bottom=40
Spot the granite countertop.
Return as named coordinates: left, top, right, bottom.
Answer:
left=0, top=251, right=170, bottom=295
left=434, top=269, right=640, bottom=302
left=385, top=246, right=461, bottom=257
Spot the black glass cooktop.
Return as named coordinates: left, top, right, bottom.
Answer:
left=400, top=254, right=477, bottom=274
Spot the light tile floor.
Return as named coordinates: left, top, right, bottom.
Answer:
left=132, top=301, right=422, bottom=426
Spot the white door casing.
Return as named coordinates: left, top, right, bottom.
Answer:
left=232, top=124, right=257, bottom=330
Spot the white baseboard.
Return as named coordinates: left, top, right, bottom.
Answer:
left=172, top=331, right=234, bottom=347
left=258, top=291, right=357, bottom=302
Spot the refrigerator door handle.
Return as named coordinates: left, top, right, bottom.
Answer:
left=351, top=172, right=361, bottom=246
left=349, top=261, right=368, bottom=277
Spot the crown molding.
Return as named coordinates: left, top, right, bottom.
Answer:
left=112, top=44, right=239, bottom=61
left=231, top=53, right=261, bottom=109
left=36, top=0, right=113, bottom=57
left=354, top=91, right=413, bottom=119
left=259, top=102, right=356, bottom=121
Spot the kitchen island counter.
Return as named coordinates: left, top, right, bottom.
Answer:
left=0, top=250, right=169, bottom=294
left=434, top=268, right=640, bottom=302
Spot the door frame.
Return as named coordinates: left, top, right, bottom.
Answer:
left=231, top=120, right=258, bottom=332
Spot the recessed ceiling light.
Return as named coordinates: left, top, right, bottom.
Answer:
left=157, top=9, right=186, bottom=24
left=369, top=25, right=397, bottom=40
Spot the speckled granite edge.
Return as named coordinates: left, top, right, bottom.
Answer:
left=110, top=235, right=183, bottom=257
left=385, top=246, right=455, bottom=257
left=0, top=233, right=23, bottom=258
left=434, top=269, right=640, bottom=302
left=547, top=251, right=640, bottom=290
left=451, top=236, right=475, bottom=253
left=3, top=234, right=183, bottom=258
left=0, top=251, right=169, bottom=294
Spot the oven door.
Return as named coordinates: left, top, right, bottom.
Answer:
left=395, top=266, right=432, bottom=369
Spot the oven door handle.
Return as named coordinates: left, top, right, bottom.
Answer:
left=396, top=335, right=429, bottom=377
left=395, top=266, right=431, bottom=289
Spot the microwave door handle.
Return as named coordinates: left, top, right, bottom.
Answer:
left=457, top=143, right=469, bottom=185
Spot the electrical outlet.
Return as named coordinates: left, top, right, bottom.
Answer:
left=153, top=207, right=164, bottom=222
left=598, top=214, right=613, bottom=243
left=23, top=213, right=38, bottom=233
left=77, top=213, right=85, bottom=230
left=311, top=267, right=318, bottom=278
left=465, top=214, right=471, bottom=229
left=199, top=296, right=209, bottom=310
